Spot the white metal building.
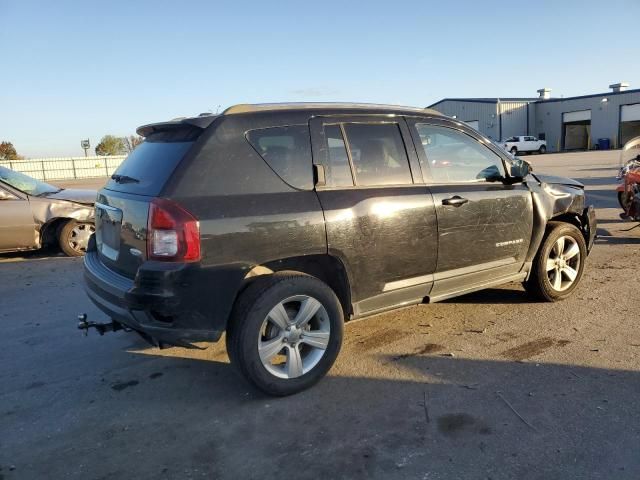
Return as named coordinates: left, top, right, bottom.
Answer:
left=429, top=83, right=640, bottom=152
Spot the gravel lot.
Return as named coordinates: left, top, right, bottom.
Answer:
left=1, top=151, right=639, bottom=480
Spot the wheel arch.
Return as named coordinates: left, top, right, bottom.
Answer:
left=550, top=212, right=581, bottom=229
left=550, top=212, right=589, bottom=238
left=239, top=254, right=353, bottom=318
left=39, top=217, right=71, bottom=247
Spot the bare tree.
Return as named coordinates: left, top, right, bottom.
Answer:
left=122, top=135, right=144, bottom=154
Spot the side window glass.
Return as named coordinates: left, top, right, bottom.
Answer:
left=246, top=125, right=313, bottom=190
left=343, top=123, right=413, bottom=186
left=0, top=186, right=17, bottom=200
left=415, top=124, right=505, bottom=183
left=324, top=125, right=354, bottom=188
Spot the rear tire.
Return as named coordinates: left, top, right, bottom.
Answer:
left=58, top=220, right=95, bottom=257
left=525, top=222, right=586, bottom=302
left=226, top=272, right=344, bottom=396
left=538, top=145, right=546, bottom=154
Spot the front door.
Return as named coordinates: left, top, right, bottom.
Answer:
left=407, top=119, right=533, bottom=298
left=0, top=185, right=36, bottom=251
left=310, top=116, right=438, bottom=315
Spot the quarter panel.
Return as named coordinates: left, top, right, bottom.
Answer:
left=178, top=191, right=327, bottom=268
left=153, top=190, right=327, bottom=333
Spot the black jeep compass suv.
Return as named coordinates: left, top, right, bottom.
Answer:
left=83, top=103, right=596, bottom=395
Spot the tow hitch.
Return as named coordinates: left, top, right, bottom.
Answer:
left=77, top=313, right=125, bottom=336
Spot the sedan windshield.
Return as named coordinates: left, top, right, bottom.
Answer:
left=0, top=166, right=60, bottom=196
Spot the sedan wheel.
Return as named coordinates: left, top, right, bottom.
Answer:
left=59, top=221, right=95, bottom=256
left=70, top=223, right=95, bottom=252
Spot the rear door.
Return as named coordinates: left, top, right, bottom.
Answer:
left=310, top=115, right=438, bottom=315
left=0, top=184, right=35, bottom=250
left=407, top=118, right=533, bottom=299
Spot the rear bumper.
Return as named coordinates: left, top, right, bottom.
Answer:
left=83, top=250, right=224, bottom=347
left=582, top=205, right=597, bottom=252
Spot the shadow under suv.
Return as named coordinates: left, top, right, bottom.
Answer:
left=82, top=103, right=597, bottom=395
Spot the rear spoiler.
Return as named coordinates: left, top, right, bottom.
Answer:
left=136, top=115, right=218, bottom=137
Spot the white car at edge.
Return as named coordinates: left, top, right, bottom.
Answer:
left=503, top=135, right=547, bottom=155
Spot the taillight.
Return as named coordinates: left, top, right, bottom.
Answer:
left=147, top=198, right=201, bottom=262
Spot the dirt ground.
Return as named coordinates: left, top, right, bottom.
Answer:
left=1, top=150, right=639, bottom=479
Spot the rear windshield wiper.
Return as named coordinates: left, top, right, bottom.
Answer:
left=111, top=174, right=140, bottom=184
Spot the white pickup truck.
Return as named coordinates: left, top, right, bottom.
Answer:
left=503, top=136, right=547, bottom=155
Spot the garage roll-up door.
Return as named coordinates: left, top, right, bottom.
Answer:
left=465, top=120, right=479, bottom=130
left=621, top=104, right=640, bottom=145
left=563, top=110, right=591, bottom=123
left=621, top=104, right=640, bottom=122
left=563, top=110, right=591, bottom=150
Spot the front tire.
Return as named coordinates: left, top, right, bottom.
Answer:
left=510, top=147, right=518, bottom=156
left=538, top=145, right=546, bottom=154
left=226, top=272, right=344, bottom=396
left=618, top=191, right=631, bottom=211
left=525, top=222, right=587, bottom=302
left=58, top=220, right=95, bottom=256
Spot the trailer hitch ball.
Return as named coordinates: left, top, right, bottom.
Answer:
left=78, top=314, right=89, bottom=336
left=77, top=313, right=122, bottom=336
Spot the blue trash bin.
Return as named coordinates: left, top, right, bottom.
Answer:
left=598, top=138, right=610, bottom=150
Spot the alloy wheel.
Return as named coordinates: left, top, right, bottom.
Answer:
left=545, top=235, right=581, bottom=291
left=258, top=295, right=330, bottom=379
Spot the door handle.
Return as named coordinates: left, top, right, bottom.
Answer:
left=442, top=196, right=468, bottom=207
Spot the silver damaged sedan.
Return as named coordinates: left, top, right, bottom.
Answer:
left=0, top=166, right=96, bottom=256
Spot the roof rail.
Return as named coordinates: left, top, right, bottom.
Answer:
left=222, top=102, right=441, bottom=116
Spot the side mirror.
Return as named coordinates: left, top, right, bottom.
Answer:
left=509, top=158, right=532, bottom=179
left=0, top=189, right=17, bottom=200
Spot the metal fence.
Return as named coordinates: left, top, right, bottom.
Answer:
left=0, top=155, right=127, bottom=181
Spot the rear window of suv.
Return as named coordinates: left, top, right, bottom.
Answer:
left=104, top=127, right=200, bottom=196
left=246, top=125, right=313, bottom=190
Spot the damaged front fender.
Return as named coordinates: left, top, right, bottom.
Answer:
left=30, top=197, right=95, bottom=248
left=525, top=173, right=595, bottom=262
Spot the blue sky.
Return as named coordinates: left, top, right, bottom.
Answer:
left=1, top=0, right=638, bottom=157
